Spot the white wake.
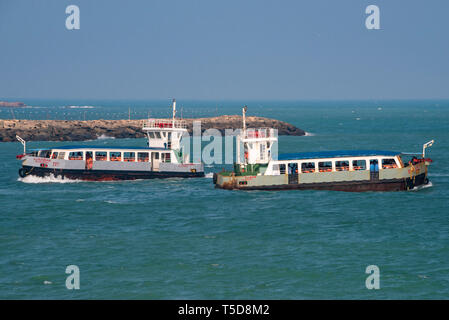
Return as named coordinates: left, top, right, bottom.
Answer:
left=18, top=174, right=81, bottom=184
left=96, top=134, right=115, bottom=140
left=411, top=181, right=433, bottom=191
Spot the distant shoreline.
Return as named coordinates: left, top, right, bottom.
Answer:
left=0, top=116, right=305, bottom=142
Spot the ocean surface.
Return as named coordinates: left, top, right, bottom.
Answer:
left=0, top=99, right=448, bottom=299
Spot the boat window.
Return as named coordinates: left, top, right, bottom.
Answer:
left=40, top=150, right=52, bottom=158
left=279, top=164, right=286, bottom=174
left=301, top=162, right=315, bottom=173
left=163, top=153, right=171, bottom=163
left=138, top=152, right=149, bottom=162
left=352, top=159, right=366, bottom=170
left=68, top=151, right=83, bottom=160
left=382, top=158, right=398, bottom=169
left=109, top=151, right=122, bottom=161
left=57, top=152, right=66, bottom=160
left=95, top=151, right=107, bottom=161
left=335, top=160, right=349, bottom=171
left=318, top=161, right=332, bottom=172
left=124, top=152, right=136, bottom=162
left=148, top=132, right=155, bottom=139
left=155, top=132, right=161, bottom=139
left=51, top=152, right=58, bottom=159
left=153, top=152, right=159, bottom=160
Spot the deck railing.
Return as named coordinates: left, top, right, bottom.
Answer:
left=242, top=128, right=275, bottom=139
left=142, top=119, right=187, bottom=129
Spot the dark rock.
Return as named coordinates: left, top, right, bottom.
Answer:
left=0, top=116, right=305, bottom=142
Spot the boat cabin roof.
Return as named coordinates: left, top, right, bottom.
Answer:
left=278, top=150, right=400, bottom=161
left=49, top=146, right=167, bottom=150
left=30, top=145, right=168, bottom=151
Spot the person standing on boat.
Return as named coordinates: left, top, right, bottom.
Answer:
left=85, top=153, right=93, bottom=170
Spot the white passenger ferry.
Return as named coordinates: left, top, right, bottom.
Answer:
left=16, top=100, right=204, bottom=181
left=213, top=107, right=434, bottom=192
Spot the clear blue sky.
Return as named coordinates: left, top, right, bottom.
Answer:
left=1, top=0, right=448, bottom=100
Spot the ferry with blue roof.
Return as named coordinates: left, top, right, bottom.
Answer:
left=213, top=107, right=434, bottom=192
left=16, top=99, right=204, bottom=181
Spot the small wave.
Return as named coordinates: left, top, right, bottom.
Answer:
left=428, top=173, right=449, bottom=177
left=67, top=105, right=95, bottom=109
left=96, top=134, right=115, bottom=140
left=18, top=174, right=80, bottom=184
left=305, top=132, right=315, bottom=136
left=204, top=173, right=214, bottom=178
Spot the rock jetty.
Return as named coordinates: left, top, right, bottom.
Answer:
left=0, top=115, right=305, bottom=142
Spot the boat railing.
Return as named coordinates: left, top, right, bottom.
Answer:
left=243, top=128, right=274, bottom=139
left=142, top=119, right=187, bottom=130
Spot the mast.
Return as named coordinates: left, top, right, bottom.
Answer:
left=242, top=105, right=247, bottom=133
left=172, top=98, right=176, bottom=125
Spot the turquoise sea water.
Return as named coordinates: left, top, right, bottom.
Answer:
left=0, top=100, right=448, bottom=299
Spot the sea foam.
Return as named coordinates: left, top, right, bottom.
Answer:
left=18, top=174, right=80, bottom=184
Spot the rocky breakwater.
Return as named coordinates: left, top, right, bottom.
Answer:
left=0, top=116, right=305, bottom=142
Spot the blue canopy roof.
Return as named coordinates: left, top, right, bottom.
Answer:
left=278, top=150, right=400, bottom=161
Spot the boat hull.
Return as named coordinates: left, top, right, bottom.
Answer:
left=20, top=165, right=204, bottom=181
left=215, top=173, right=428, bottom=192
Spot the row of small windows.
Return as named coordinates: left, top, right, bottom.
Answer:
left=278, top=159, right=397, bottom=174
left=42, top=150, right=171, bottom=163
